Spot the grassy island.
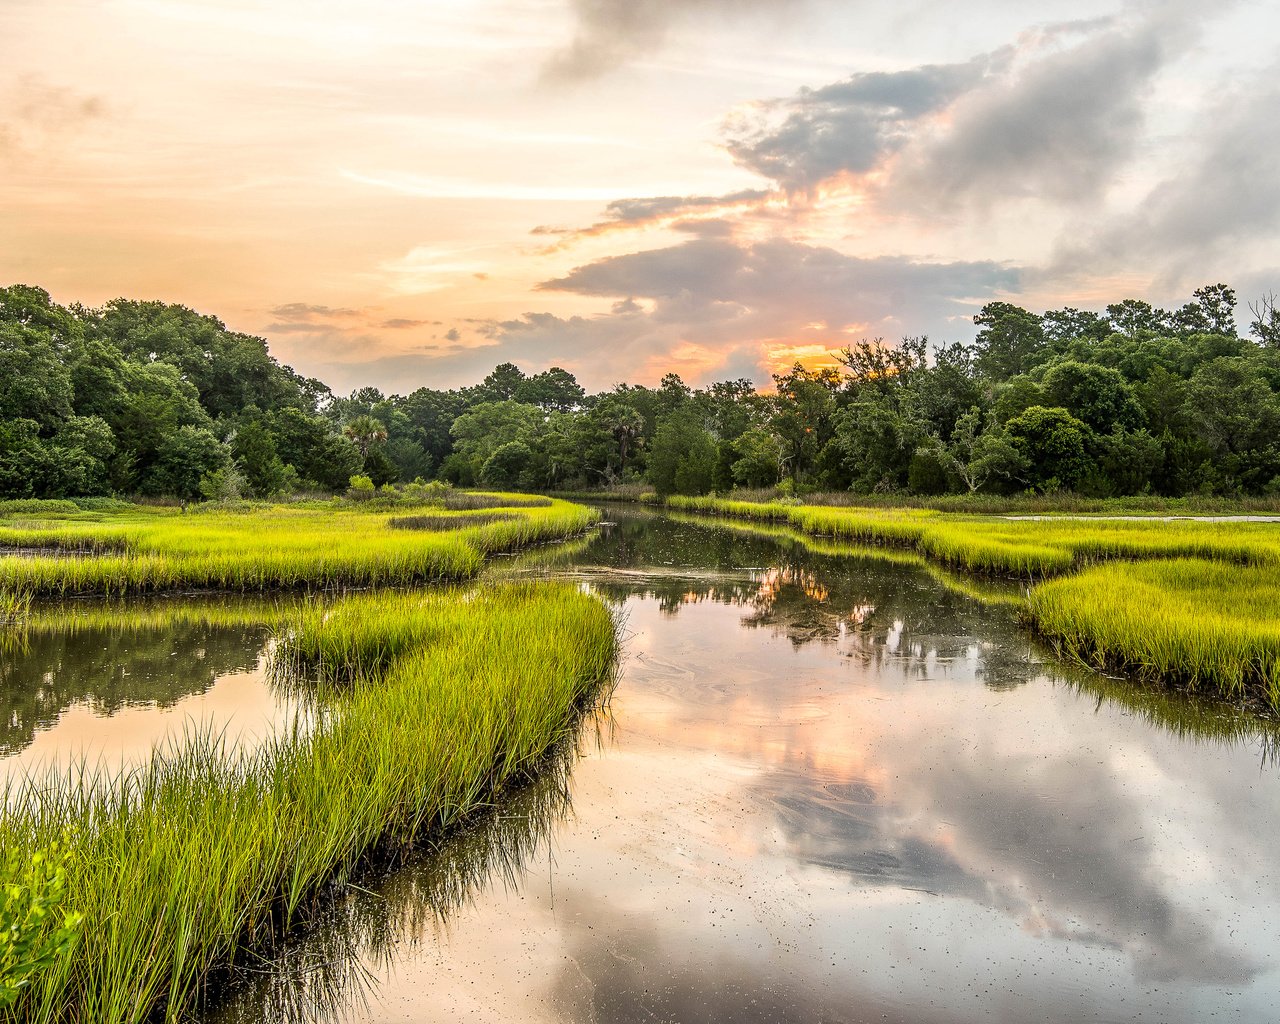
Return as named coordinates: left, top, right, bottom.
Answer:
left=0, top=497, right=618, bottom=1023
left=666, top=496, right=1280, bottom=708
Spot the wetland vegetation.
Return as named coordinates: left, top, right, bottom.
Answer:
left=0, top=497, right=617, bottom=1023
left=667, top=496, right=1280, bottom=709
left=6, top=277, right=1280, bottom=1021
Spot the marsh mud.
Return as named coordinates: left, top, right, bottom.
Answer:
left=6, top=509, right=1279, bottom=1021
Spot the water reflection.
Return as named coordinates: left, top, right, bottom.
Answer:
left=205, top=721, right=605, bottom=1024
left=0, top=597, right=303, bottom=775
left=0, top=618, right=270, bottom=754
left=28, top=508, right=1277, bottom=1023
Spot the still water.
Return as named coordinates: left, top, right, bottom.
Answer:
left=5, top=509, right=1279, bottom=1021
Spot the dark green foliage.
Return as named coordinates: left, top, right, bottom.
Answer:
left=0, top=285, right=352, bottom=501
left=6, top=280, right=1280, bottom=501
left=1040, top=361, right=1144, bottom=433
left=1005, top=406, right=1093, bottom=492
left=648, top=409, right=717, bottom=496
left=144, top=426, right=230, bottom=500
left=481, top=441, right=534, bottom=488
left=362, top=447, right=400, bottom=487
left=972, top=302, right=1046, bottom=378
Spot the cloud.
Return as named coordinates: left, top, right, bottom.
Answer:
left=433, top=238, right=1023, bottom=389
left=267, top=302, right=363, bottom=322
left=543, top=0, right=804, bottom=82
left=379, top=317, right=430, bottom=329
left=892, top=11, right=1196, bottom=210
left=0, top=76, right=106, bottom=160
left=532, top=189, right=772, bottom=250
left=540, top=237, right=1016, bottom=334
left=1053, top=66, right=1280, bottom=283
left=722, top=51, right=1009, bottom=193
left=720, top=8, right=1206, bottom=212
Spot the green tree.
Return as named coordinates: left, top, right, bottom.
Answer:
left=731, top=428, right=784, bottom=488
left=1183, top=357, right=1280, bottom=492
left=450, top=401, right=543, bottom=479
left=142, top=426, right=230, bottom=499
left=770, top=364, right=839, bottom=484
left=478, top=362, right=527, bottom=402
left=928, top=407, right=1026, bottom=493
left=1040, top=361, right=1144, bottom=434
left=45, top=416, right=116, bottom=497
left=514, top=367, right=586, bottom=412
left=648, top=410, right=717, bottom=496
left=1004, top=406, right=1093, bottom=492
left=342, top=415, right=388, bottom=459
left=481, top=441, right=534, bottom=488
left=232, top=417, right=286, bottom=497
left=972, top=302, right=1045, bottom=378
left=362, top=446, right=400, bottom=487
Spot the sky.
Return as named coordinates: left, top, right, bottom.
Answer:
left=2, top=0, right=1278, bottom=395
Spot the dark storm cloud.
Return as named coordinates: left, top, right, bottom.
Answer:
left=722, top=52, right=1009, bottom=193
left=544, top=0, right=805, bottom=82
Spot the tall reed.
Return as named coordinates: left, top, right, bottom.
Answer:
left=0, top=583, right=618, bottom=1024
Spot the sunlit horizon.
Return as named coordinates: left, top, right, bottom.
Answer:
left=4, top=0, right=1277, bottom=394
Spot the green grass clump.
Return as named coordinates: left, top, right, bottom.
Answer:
left=0, top=583, right=618, bottom=1023
left=668, top=495, right=1280, bottom=578
left=671, top=496, right=1280, bottom=702
left=1027, top=559, right=1280, bottom=708
left=0, top=496, right=597, bottom=597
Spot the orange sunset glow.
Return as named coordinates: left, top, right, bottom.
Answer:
left=3, top=0, right=1277, bottom=393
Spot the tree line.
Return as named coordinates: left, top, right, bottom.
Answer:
left=3, top=281, right=1280, bottom=501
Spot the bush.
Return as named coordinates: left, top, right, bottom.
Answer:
left=1, top=841, right=83, bottom=1009
left=346, top=475, right=376, bottom=501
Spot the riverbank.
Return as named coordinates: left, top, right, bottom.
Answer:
left=665, top=496, right=1280, bottom=709
left=0, top=495, right=597, bottom=597
left=2, top=583, right=618, bottom=1023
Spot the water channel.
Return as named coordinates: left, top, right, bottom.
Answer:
left=4, top=508, right=1279, bottom=1022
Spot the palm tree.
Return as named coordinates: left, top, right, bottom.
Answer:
left=342, top=415, right=388, bottom=458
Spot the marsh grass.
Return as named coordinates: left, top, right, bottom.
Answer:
left=669, top=496, right=1280, bottom=578
left=1028, top=560, right=1280, bottom=708
left=671, top=497, right=1280, bottom=704
left=0, top=583, right=618, bottom=1024
left=0, top=497, right=597, bottom=598
left=441, top=492, right=552, bottom=511
left=388, top=512, right=519, bottom=531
